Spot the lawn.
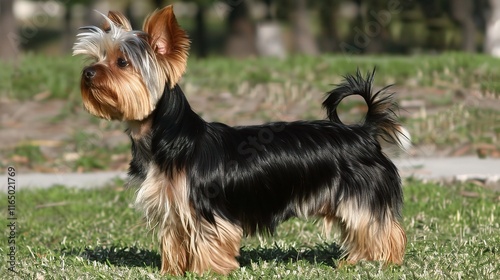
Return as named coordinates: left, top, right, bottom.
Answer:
left=0, top=179, right=498, bottom=279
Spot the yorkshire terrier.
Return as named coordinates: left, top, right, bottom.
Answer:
left=73, top=5, right=410, bottom=275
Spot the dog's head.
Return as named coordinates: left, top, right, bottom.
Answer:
left=73, top=5, right=189, bottom=121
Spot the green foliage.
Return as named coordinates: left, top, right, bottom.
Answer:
left=1, top=54, right=82, bottom=100
left=184, top=52, right=500, bottom=98
left=0, top=180, right=498, bottom=278
left=10, top=144, right=45, bottom=164
left=407, top=106, right=500, bottom=147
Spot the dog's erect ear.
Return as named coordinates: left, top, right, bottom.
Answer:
left=143, top=5, right=190, bottom=87
left=102, top=11, right=132, bottom=32
left=143, top=5, right=189, bottom=55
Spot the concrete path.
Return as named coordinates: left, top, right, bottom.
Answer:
left=1, top=157, right=499, bottom=192
left=395, top=156, right=500, bottom=183
left=1, top=171, right=127, bottom=192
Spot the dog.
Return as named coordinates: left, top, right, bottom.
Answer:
left=73, top=5, right=409, bottom=275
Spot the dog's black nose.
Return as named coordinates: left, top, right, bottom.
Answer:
left=83, top=67, right=96, bottom=80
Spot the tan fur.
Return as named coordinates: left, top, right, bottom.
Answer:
left=160, top=215, right=242, bottom=275
left=294, top=189, right=406, bottom=265
left=80, top=60, right=152, bottom=121
left=296, top=190, right=406, bottom=265
left=104, top=11, right=132, bottom=31
left=143, top=5, right=190, bottom=88
left=333, top=199, right=406, bottom=265
left=76, top=5, right=189, bottom=121
left=127, top=117, right=153, bottom=140
left=135, top=164, right=242, bottom=276
left=322, top=216, right=337, bottom=239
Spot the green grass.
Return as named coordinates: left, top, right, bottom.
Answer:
left=1, top=54, right=83, bottom=100
left=10, top=145, right=45, bottom=166
left=0, top=180, right=498, bottom=279
left=406, top=106, right=500, bottom=148
left=2, top=52, right=500, bottom=100
left=185, top=52, right=500, bottom=98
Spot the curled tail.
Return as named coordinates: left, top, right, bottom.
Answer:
left=322, top=69, right=411, bottom=151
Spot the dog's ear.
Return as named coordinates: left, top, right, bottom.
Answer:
left=143, top=5, right=190, bottom=86
left=143, top=5, right=189, bottom=55
left=102, top=11, right=132, bottom=32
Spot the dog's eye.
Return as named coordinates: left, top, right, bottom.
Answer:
left=117, top=58, right=128, bottom=68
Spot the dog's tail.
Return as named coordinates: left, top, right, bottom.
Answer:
left=322, top=69, right=411, bottom=151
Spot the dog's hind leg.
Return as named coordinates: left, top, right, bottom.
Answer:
left=334, top=199, right=406, bottom=265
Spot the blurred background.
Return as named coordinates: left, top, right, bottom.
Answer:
left=1, top=0, right=500, bottom=174
left=1, top=0, right=500, bottom=59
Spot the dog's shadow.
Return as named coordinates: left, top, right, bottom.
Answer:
left=62, top=246, right=161, bottom=269
left=239, top=242, right=342, bottom=268
left=63, top=242, right=341, bottom=270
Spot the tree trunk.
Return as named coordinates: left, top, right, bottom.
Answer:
left=224, top=1, right=257, bottom=58
left=485, top=0, right=500, bottom=56
left=364, top=0, right=391, bottom=54
left=125, top=1, right=140, bottom=30
left=263, top=0, right=273, bottom=20
left=61, top=4, right=73, bottom=53
left=290, top=0, right=318, bottom=55
left=0, top=0, right=19, bottom=62
left=450, top=0, right=476, bottom=52
left=152, top=0, right=164, bottom=9
left=318, top=0, right=339, bottom=52
left=195, top=5, right=208, bottom=58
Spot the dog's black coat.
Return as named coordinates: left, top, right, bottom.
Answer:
left=129, top=71, right=403, bottom=235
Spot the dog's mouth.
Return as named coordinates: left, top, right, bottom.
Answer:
left=80, top=78, right=122, bottom=120
left=83, top=78, right=94, bottom=87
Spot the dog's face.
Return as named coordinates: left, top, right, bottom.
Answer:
left=73, top=5, right=189, bottom=121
